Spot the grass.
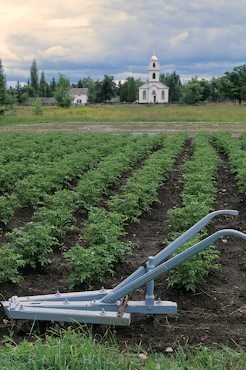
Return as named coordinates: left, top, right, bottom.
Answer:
left=0, top=328, right=245, bottom=369
left=0, top=103, right=246, bottom=126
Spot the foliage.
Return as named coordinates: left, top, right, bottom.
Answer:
left=0, top=245, right=24, bottom=283
left=181, top=78, right=204, bottom=104
left=160, top=71, right=182, bottom=102
left=1, top=327, right=245, bottom=369
left=0, top=328, right=144, bottom=370
left=1, top=104, right=246, bottom=126
left=166, top=134, right=221, bottom=290
left=30, top=59, right=39, bottom=97
left=32, top=97, right=43, bottom=115
left=220, top=64, right=246, bottom=103
left=39, top=71, right=47, bottom=97
left=65, top=208, right=129, bottom=285
left=0, top=58, right=6, bottom=106
left=212, top=132, right=246, bottom=194
left=119, top=77, right=142, bottom=102
left=167, top=234, right=221, bottom=292
left=66, top=134, right=186, bottom=285
left=0, top=194, right=19, bottom=225
left=54, top=74, right=73, bottom=108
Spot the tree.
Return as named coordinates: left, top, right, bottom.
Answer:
left=160, top=71, right=182, bottom=102
left=0, top=59, right=6, bottom=106
left=181, top=78, right=204, bottom=104
left=54, top=74, right=72, bottom=107
left=39, top=71, right=47, bottom=97
left=30, top=59, right=39, bottom=97
left=119, top=77, right=140, bottom=102
left=80, top=77, right=96, bottom=103
left=49, top=78, right=56, bottom=97
left=77, top=79, right=83, bottom=88
left=220, top=65, right=246, bottom=104
left=199, top=79, right=211, bottom=102
left=100, top=75, right=116, bottom=102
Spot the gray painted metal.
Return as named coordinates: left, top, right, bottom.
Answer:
left=2, top=210, right=246, bottom=326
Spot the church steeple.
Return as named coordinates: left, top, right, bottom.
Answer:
left=148, top=55, right=160, bottom=82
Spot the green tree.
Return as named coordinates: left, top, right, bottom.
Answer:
left=30, top=59, right=39, bottom=97
left=0, top=59, right=6, bottom=106
left=100, top=75, right=116, bottom=102
left=119, top=80, right=128, bottom=102
left=39, top=71, right=47, bottom=97
left=220, top=65, right=246, bottom=104
left=160, top=71, right=182, bottom=102
left=54, top=74, right=72, bottom=107
left=181, top=78, right=204, bottom=104
left=49, top=77, right=56, bottom=97
left=199, top=79, right=211, bottom=101
left=81, top=77, right=96, bottom=103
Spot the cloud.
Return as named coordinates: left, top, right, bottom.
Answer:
left=0, top=0, right=245, bottom=82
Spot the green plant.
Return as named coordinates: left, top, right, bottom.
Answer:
left=166, top=134, right=221, bottom=290
left=0, top=245, right=24, bottom=283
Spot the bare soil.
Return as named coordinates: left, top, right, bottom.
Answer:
left=0, top=121, right=245, bottom=136
left=0, top=142, right=245, bottom=352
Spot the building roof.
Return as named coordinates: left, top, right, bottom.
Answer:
left=70, top=88, right=88, bottom=95
left=139, top=81, right=169, bottom=89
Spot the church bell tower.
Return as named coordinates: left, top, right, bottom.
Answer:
left=148, top=55, right=160, bottom=82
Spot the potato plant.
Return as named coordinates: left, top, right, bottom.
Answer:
left=166, top=134, right=221, bottom=291
left=212, top=133, right=246, bottom=195
left=65, top=133, right=187, bottom=285
left=0, top=134, right=163, bottom=281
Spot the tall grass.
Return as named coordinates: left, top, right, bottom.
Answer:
left=0, top=328, right=245, bottom=369
left=1, top=103, right=246, bottom=126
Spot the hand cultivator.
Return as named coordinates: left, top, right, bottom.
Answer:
left=2, top=210, right=246, bottom=326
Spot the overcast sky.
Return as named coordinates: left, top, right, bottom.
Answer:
left=1, top=0, right=245, bottom=84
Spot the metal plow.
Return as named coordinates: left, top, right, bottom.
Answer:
left=2, top=210, right=246, bottom=326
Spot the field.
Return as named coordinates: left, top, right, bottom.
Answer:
left=1, top=103, right=246, bottom=127
left=0, top=131, right=245, bottom=367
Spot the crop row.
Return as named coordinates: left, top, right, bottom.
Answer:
left=212, top=133, right=246, bottom=195
left=0, top=134, right=164, bottom=283
left=0, top=134, right=124, bottom=194
left=0, top=135, right=132, bottom=225
left=166, top=134, right=221, bottom=291
left=65, top=133, right=187, bottom=286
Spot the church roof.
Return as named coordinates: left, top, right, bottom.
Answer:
left=139, top=81, right=169, bottom=89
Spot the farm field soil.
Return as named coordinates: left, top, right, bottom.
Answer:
left=0, top=142, right=245, bottom=352
left=0, top=121, right=246, bottom=135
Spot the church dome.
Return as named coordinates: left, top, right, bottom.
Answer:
left=151, top=55, right=158, bottom=61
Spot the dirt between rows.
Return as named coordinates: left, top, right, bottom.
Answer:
left=0, top=121, right=246, bottom=135
left=0, top=141, right=245, bottom=352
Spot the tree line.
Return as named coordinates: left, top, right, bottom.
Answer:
left=0, top=59, right=245, bottom=110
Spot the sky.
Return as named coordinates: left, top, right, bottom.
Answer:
left=0, top=0, right=246, bottom=85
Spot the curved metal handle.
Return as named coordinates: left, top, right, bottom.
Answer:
left=152, top=210, right=239, bottom=265
left=108, top=210, right=239, bottom=297
left=103, top=228, right=246, bottom=303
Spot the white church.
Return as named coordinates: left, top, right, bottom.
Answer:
left=139, top=55, right=169, bottom=104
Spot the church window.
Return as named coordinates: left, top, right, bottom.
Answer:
left=161, top=90, right=165, bottom=100
left=152, top=90, right=156, bottom=96
left=143, top=90, right=146, bottom=100
left=153, top=62, right=156, bottom=67
left=152, top=72, right=156, bottom=79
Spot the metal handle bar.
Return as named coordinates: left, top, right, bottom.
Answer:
left=102, top=229, right=246, bottom=303
left=109, top=210, right=238, bottom=296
